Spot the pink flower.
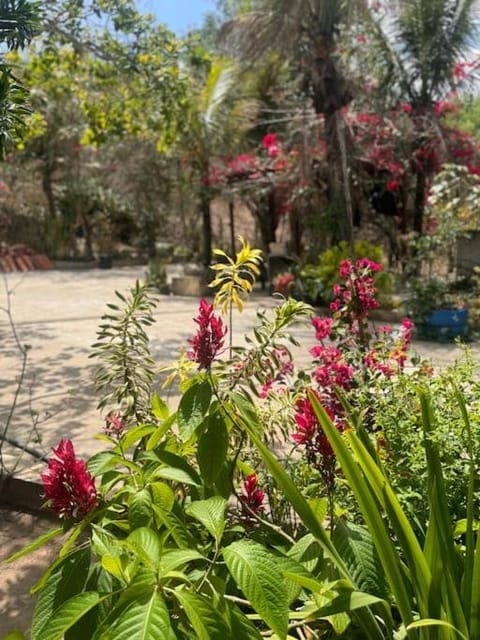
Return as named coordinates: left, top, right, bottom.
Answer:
left=104, top=412, right=126, bottom=438
left=188, top=298, right=227, bottom=370
left=293, top=393, right=338, bottom=459
left=356, top=34, right=367, bottom=44
left=386, top=179, right=399, bottom=191
left=240, top=474, right=265, bottom=522
left=400, top=103, right=413, bottom=114
left=41, top=439, right=97, bottom=519
left=262, top=133, right=278, bottom=149
left=312, top=316, right=333, bottom=341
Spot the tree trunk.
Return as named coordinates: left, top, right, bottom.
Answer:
left=200, top=185, right=212, bottom=267
left=413, top=172, right=426, bottom=234
left=324, top=112, right=353, bottom=247
left=42, top=161, right=56, bottom=219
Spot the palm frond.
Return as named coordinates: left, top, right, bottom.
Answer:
left=0, top=0, right=40, bottom=50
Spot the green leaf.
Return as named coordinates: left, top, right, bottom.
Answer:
left=226, top=601, right=262, bottom=639
left=4, top=526, right=63, bottom=563
left=177, top=379, right=211, bottom=441
left=146, top=414, right=177, bottom=451
left=87, top=451, right=123, bottom=477
left=159, top=549, right=205, bottom=576
left=407, top=618, right=468, bottom=640
left=129, top=488, right=153, bottom=529
left=197, top=413, right=228, bottom=486
left=275, top=555, right=315, bottom=604
left=152, top=466, right=201, bottom=487
left=174, top=589, right=230, bottom=640
left=121, top=424, right=157, bottom=450
left=185, top=497, right=227, bottom=546
left=31, top=547, right=91, bottom=640
left=333, top=520, right=390, bottom=601
left=36, top=592, right=101, bottom=640
left=150, top=482, right=175, bottom=512
left=151, top=449, right=202, bottom=486
left=153, top=506, right=195, bottom=550
left=152, top=393, right=169, bottom=420
left=103, top=589, right=176, bottom=640
left=223, top=539, right=289, bottom=639
left=2, top=631, right=26, bottom=640
left=287, top=534, right=323, bottom=574
left=125, top=527, right=162, bottom=571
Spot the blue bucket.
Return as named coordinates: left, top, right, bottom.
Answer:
left=425, top=309, right=468, bottom=340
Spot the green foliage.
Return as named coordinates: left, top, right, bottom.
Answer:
left=6, top=246, right=480, bottom=639
left=311, top=379, right=480, bottom=640
left=90, top=281, right=157, bottom=423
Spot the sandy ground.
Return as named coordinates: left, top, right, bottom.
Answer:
left=1, top=265, right=479, bottom=637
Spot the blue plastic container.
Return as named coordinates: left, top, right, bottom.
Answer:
left=425, top=308, right=468, bottom=341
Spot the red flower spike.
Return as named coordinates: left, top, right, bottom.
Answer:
left=240, top=474, right=265, bottom=521
left=188, top=298, right=227, bottom=370
left=40, top=439, right=97, bottom=519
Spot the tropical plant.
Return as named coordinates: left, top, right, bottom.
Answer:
left=228, top=0, right=370, bottom=245
left=361, top=0, right=479, bottom=232
left=0, top=0, right=39, bottom=158
left=182, top=58, right=257, bottom=267
left=311, top=380, right=480, bottom=640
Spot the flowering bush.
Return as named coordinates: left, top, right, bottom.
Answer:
left=5, top=252, right=480, bottom=640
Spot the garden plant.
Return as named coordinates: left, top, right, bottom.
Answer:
left=4, top=244, right=480, bottom=640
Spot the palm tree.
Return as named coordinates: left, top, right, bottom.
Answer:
left=364, top=0, right=479, bottom=233
left=225, top=0, right=366, bottom=246
left=183, top=59, right=257, bottom=268
left=0, top=0, right=39, bottom=158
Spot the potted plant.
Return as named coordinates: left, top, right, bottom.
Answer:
left=407, top=277, right=468, bottom=341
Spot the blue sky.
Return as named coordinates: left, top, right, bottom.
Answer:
left=139, top=0, right=217, bottom=34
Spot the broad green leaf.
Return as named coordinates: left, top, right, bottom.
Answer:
left=150, top=482, right=175, bottom=512
left=174, top=589, right=230, bottom=640
left=177, top=379, right=211, bottom=441
left=333, top=520, right=390, bottom=600
left=101, top=555, right=128, bottom=583
left=226, top=601, right=262, bottom=639
left=125, top=528, right=162, bottom=571
left=197, top=413, right=228, bottom=485
left=159, top=549, right=205, bottom=576
left=152, top=466, right=201, bottom=487
left=223, top=539, right=289, bottom=639
left=121, top=424, right=157, bottom=451
left=185, top=497, right=227, bottom=546
left=103, top=589, right=176, bottom=640
left=146, top=414, right=177, bottom=451
left=4, top=526, right=63, bottom=564
left=287, top=534, right=323, bottom=574
left=129, top=488, right=153, bottom=529
left=275, top=555, right=315, bottom=604
left=87, top=451, right=123, bottom=477
left=31, top=547, right=91, bottom=640
left=92, top=525, right=121, bottom=558
left=152, top=393, right=169, bottom=420
left=151, top=449, right=202, bottom=486
left=37, top=592, right=100, bottom=640
left=153, top=505, right=195, bottom=549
